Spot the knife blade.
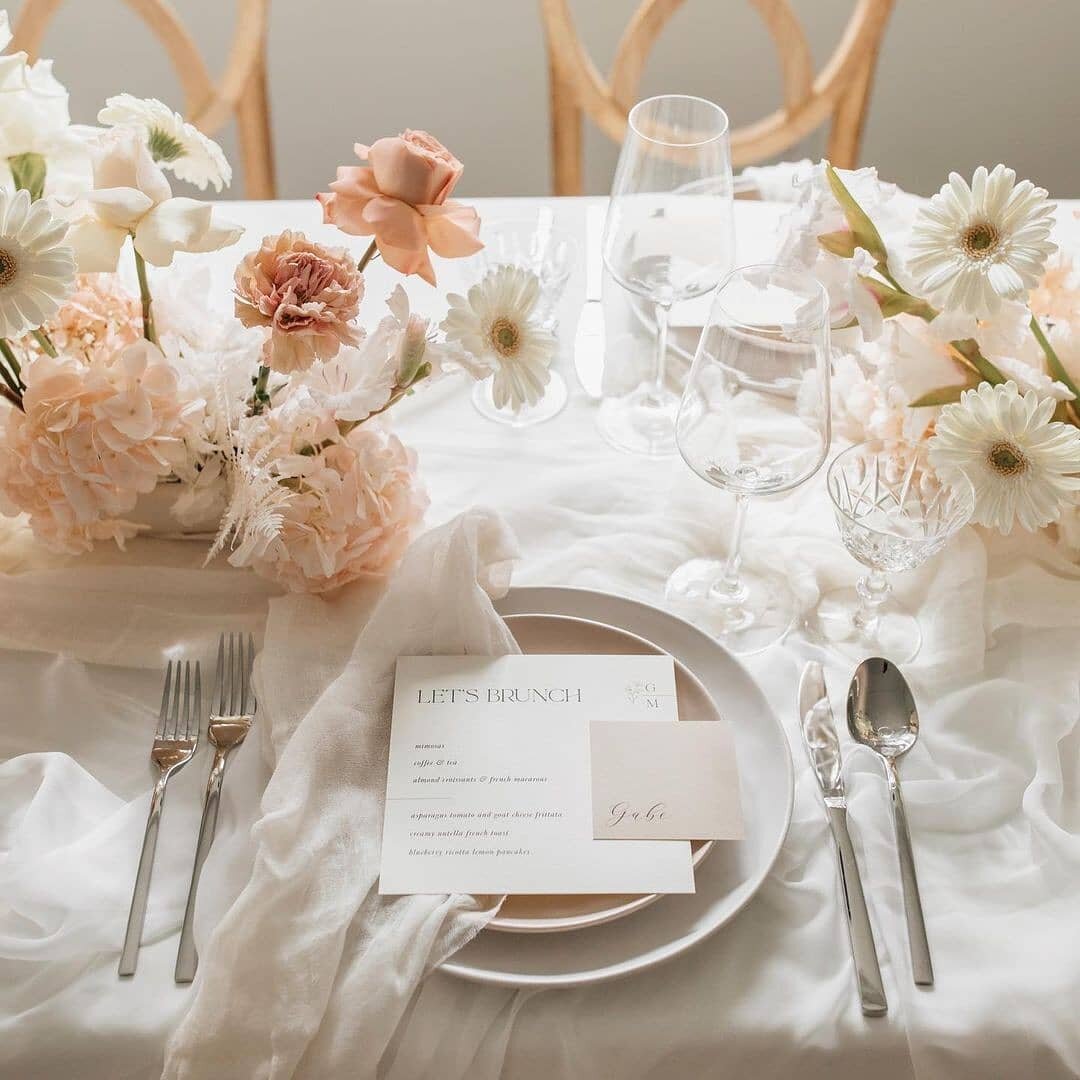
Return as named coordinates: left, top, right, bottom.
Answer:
left=573, top=202, right=606, bottom=400
left=798, top=662, right=888, bottom=1017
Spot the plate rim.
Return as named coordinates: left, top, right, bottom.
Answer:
left=440, top=585, right=794, bottom=988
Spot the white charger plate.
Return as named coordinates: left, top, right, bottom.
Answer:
left=440, top=586, right=793, bottom=989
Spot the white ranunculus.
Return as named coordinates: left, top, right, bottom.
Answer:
left=63, top=128, right=242, bottom=271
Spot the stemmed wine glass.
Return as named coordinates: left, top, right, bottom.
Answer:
left=668, top=263, right=832, bottom=655
left=601, top=95, right=734, bottom=457
left=817, top=440, right=975, bottom=661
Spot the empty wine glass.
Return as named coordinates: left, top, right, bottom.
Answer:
left=470, top=213, right=579, bottom=427
left=668, top=263, right=831, bottom=655
left=817, top=440, right=975, bottom=661
left=601, top=94, right=734, bottom=457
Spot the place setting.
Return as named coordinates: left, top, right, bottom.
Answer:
left=2, top=6, right=1079, bottom=1078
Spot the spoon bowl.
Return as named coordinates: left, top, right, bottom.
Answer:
left=847, top=656, right=918, bottom=759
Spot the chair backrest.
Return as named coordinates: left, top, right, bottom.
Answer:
left=540, top=0, right=896, bottom=195
left=11, top=0, right=276, bottom=198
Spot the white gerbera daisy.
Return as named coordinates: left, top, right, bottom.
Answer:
left=442, top=265, right=556, bottom=412
left=928, top=380, right=1080, bottom=534
left=0, top=188, right=75, bottom=338
left=98, top=94, right=232, bottom=192
left=908, top=165, right=1057, bottom=318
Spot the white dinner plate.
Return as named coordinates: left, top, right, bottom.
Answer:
left=440, top=586, right=793, bottom=989
left=489, top=613, right=720, bottom=933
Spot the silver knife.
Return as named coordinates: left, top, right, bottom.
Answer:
left=798, top=662, right=888, bottom=1017
left=573, top=202, right=606, bottom=400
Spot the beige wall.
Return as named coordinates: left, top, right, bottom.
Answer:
left=16, top=0, right=1080, bottom=199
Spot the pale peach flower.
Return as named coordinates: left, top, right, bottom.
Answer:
left=234, top=230, right=363, bottom=374
left=24, top=273, right=141, bottom=362
left=225, top=401, right=427, bottom=592
left=1028, top=256, right=1080, bottom=330
left=317, top=130, right=482, bottom=286
left=0, top=340, right=200, bottom=552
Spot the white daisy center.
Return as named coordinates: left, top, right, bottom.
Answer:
left=986, top=440, right=1027, bottom=477
left=488, top=316, right=520, bottom=358
left=960, top=221, right=1000, bottom=262
left=0, top=246, right=18, bottom=288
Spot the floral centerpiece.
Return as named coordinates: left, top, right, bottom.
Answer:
left=782, top=161, right=1080, bottom=550
left=0, top=13, right=557, bottom=591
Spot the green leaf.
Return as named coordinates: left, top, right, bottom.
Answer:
left=825, top=162, right=887, bottom=265
left=9, top=152, right=46, bottom=201
left=817, top=230, right=857, bottom=258
left=949, top=338, right=1006, bottom=385
left=857, top=275, right=936, bottom=320
left=909, top=383, right=977, bottom=408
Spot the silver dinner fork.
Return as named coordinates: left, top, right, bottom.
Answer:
left=119, top=660, right=201, bottom=977
left=175, top=633, right=257, bottom=983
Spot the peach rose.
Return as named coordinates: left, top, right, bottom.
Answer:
left=316, top=130, right=482, bottom=287
left=234, top=230, right=363, bottom=374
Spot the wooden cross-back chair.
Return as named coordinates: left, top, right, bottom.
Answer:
left=12, top=0, right=276, bottom=198
left=541, top=0, right=896, bottom=195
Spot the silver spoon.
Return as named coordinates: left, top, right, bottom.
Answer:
left=847, top=657, right=934, bottom=987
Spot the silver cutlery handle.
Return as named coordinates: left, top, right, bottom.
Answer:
left=175, top=748, right=227, bottom=983
left=828, top=805, right=888, bottom=1016
left=887, top=761, right=933, bottom=986
left=119, top=774, right=169, bottom=976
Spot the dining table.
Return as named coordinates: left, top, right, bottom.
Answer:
left=2, top=192, right=1080, bottom=1080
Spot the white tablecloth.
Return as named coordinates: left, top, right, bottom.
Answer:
left=3, top=197, right=1080, bottom=1080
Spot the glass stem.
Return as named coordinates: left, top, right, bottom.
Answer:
left=651, top=300, right=671, bottom=402
left=712, top=494, right=750, bottom=607
left=854, top=569, right=891, bottom=637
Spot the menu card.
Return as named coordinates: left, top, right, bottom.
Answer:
left=379, top=654, right=695, bottom=896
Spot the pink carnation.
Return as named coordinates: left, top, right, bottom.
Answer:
left=0, top=341, right=198, bottom=553
left=234, top=230, right=364, bottom=374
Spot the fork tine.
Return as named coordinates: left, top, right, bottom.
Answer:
left=228, top=632, right=238, bottom=714
left=180, top=661, right=191, bottom=741
left=169, top=658, right=182, bottom=738
left=156, top=661, right=172, bottom=738
left=215, top=633, right=226, bottom=715
left=191, top=661, right=201, bottom=742
left=247, top=633, right=257, bottom=713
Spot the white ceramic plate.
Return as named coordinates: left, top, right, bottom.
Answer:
left=440, top=586, right=793, bottom=989
left=488, top=613, right=720, bottom=933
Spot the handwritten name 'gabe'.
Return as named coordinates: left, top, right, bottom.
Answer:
left=417, top=687, right=584, bottom=704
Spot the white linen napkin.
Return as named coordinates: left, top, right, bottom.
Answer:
left=162, top=508, right=519, bottom=1080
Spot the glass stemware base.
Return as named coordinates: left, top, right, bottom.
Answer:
left=665, top=558, right=796, bottom=655
left=597, top=383, right=680, bottom=457
left=814, top=585, right=922, bottom=662
left=472, top=370, right=568, bottom=427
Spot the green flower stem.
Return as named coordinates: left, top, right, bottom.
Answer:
left=0, top=338, right=22, bottom=380
left=357, top=239, right=379, bottom=273
left=133, top=247, right=159, bottom=346
left=1030, top=314, right=1080, bottom=400
left=251, top=364, right=271, bottom=415
left=0, top=339, right=23, bottom=401
left=31, top=328, right=57, bottom=357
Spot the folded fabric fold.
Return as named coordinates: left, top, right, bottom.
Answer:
left=163, top=508, right=519, bottom=1080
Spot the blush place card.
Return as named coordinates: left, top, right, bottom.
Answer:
left=589, top=721, right=743, bottom=841
left=379, top=654, right=695, bottom=896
